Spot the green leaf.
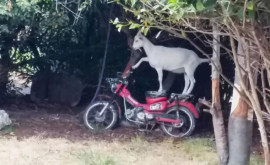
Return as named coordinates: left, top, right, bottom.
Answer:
left=129, top=23, right=140, bottom=29
left=237, top=7, right=244, bottom=20
left=0, top=25, right=9, bottom=33
left=248, top=10, right=255, bottom=20
left=247, top=1, right=254, bottom=10
left=140, top=26, right=145, bottom=33
left=143, top=27, right=149, bottom=35
left=131, top=0, right=136, bottom=7
left=227, top=4, right=235, bottom=16
left=222, top=17, right=228, bottom=24
left=176, top=10, right=184, bottom=20
left=169, top=0, right=176, bottom=4
left=153, top=5, right=160, bottom=9
left=133, top=10, right=139, bottom=16
left=203, top=0, right=217, bottom=10
left=181, top=31, right=186, bottom=38
left=140, top=8, right=146, bottom=12
left=116, top=24, right=123, bottom=32
left=112, top=17, right=119, bottom=25
left=203, top=0, right=216, bottom=6
left=118, top=26, right=122, bottom=32
left=186, top=4, right=196, bottom=12
left=196, top=1, right=205, bottom=11
left=162, top=3, right=174, bottom=11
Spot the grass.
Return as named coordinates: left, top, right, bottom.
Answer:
left=0, top=135, right=264, bottom=165
left=178, top=138, right=263, bottom=165
left=76, top=152, right=116, bottom=165
left=180, top=138, right=217, bottom=165
left=0, top=124, right=15, bottom=135
left=250, top=155, right=264, bottom=165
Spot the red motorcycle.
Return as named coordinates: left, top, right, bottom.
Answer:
left=83, top=73, right=200, bottom=137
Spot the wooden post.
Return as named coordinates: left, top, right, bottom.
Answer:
left=211, top=22, right=228, bottom=165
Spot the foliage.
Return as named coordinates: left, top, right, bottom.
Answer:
left=0, top=0, right=129, bottom=86
left=113, top=0, right=262, bottom=34
left=114, top=0, right=270, bottom=164
left=0, top=0, right=68, bottom=73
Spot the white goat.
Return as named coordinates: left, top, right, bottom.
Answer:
left=132, top=31, right=208, bottom=94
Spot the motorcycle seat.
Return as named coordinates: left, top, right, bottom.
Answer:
left=170, top=93, right=193, bottom=99
left=145, top=91, right=167, bottom=98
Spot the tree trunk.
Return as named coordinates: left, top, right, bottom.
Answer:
left=211, top=23, right=228, bottom=165
left=227, top=38, right=253, bottom=165
left=228, top=100, right=253, bottom=165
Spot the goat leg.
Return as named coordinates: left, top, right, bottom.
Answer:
left=156, top=68, right=164, bottom=93
left=185, top=76, right=196, bottom=94
left=182, top=74, right=190, bottom=94
left=132, top=57, right=149, bottom=69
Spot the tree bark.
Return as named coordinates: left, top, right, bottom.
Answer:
left=228, top=38, right=253, bottom=165
left=211, top=23, right=228, bottom=165
left=254, top=109, right=270, bottom=165
left=228, top=100, right=253, bottom=165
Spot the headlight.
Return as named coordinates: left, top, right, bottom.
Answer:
left=111, top=83, right=117, bottom=92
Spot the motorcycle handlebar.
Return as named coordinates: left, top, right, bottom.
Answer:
left=106, top=77, right=128, bottom=85
left=121, top=68, right=134, bottom=79
left=106, top=69, right=134, bottom=85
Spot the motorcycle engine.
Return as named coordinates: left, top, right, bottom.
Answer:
left=137, top=111, right=154, bottom=121
left=126, top=107, right=154, bottom=122
left=125, top=108, right=136, bottom=119
left=126, top=107, right=143, bottom=120
left=137, top=112, right=145, bottom=121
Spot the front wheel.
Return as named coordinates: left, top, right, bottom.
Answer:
left=84, top=101, right=118, bottom=130
left=160, top=106, right=196, bottom=138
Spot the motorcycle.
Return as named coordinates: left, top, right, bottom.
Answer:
left=83, top=72, right=200, bottom=137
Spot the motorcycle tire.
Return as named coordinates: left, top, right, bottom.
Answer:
left=160, top=106, right=196, bottom=138
left=84, top=101, right=118, bottom=130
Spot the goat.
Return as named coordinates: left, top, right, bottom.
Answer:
left=132, top=31, right=208, bottom=94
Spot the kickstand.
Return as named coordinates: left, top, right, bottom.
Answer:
left=145, top=123, right=156, bottom=134
left=138, top=124, right=150, bottom=134
left=138, top=123, right=156, bottom=134
left=149, top=123, right=156, bottom=132
left=145, top=124, right=150, bottom=134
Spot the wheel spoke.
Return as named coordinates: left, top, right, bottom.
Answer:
left=161, top=107, right=195, bottom=137
left=84, top=101, right=117, bottom=130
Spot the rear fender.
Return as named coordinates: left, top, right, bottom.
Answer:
left=96, top=95, right=122, bottom=119
left=168, top=101, right=199, bottom=119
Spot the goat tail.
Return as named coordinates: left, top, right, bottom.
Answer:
left=199, top=58, right=210, bottom=64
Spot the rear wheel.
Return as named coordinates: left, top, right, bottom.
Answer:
left=160, top=106, right=195, bottom=137
left=84, top=101, right=118, bottom=130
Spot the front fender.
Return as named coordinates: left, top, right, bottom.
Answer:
left=96, top=95, right=122, bottom=119
left=168, top=101, right=199, bottom=119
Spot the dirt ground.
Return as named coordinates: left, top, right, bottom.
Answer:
left=0, top=98, right=171, bottom=142
left=0, top=97, right=214, bottom=142
left=0, top=97, right=264, bottom=165
left=0, top=98, right=220, bottom=165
